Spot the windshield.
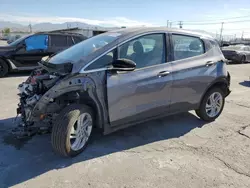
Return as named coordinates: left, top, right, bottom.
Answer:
left=48, top=33, right=120, bottom=64
left=8, top=35, right=29, bottom=46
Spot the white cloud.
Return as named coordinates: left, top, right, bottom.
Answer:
left=0, top=13, right=156, bottom=27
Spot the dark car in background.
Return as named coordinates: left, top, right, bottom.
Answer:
left=222, top=45, right=250, bottom=64
left=0, top=32, right=86, bottom=77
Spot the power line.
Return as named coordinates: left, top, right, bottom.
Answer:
left=183, top=19, right=250, bottom=25
left=171, top=14, right=250, bottom=23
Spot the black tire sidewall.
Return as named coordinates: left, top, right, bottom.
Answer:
left=51, top=104, right=94, bottom=157
left=0, top=59, right=8, bottom=77
left=241, top=55, right=246, bottom=64
left=198, top=88, right=225, bottom=121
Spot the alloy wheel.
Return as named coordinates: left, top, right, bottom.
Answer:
left=70, top=112, right=93, bottom=151
left=205, top=92, right=223, bottom=118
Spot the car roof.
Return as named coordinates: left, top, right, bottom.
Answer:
left=34, top=32, right=85, bottom=38
left=109, top=27, right=214, bottom=40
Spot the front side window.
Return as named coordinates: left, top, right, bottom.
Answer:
left=119, top=34, right=165, bottom=69
left=85, top=50, right=115, bottom=70
left=172, top=34, right=205, bottom=61
left=24, top=34, right=48, bottom=51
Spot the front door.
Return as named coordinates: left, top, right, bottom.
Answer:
left=12, top=34, right=49, bottom=67
left=107, top=33, right=173, bottom=127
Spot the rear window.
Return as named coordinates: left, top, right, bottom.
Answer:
left=50, top=35, right=67, bottom=47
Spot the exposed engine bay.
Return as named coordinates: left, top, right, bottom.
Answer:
left=14, top=69, right=63, bottom=137
left=12, top=63, right=109, bottom=139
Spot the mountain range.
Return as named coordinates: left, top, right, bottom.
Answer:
left=0, top=21, right=219, bottom=39
left=0, top=21, right=106, bottom=32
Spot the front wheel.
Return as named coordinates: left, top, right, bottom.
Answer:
left=195, top=88, right=225, bottom=121
left=51, top=104, right=94, bottom=157
left=0, top=59, right=8, bottom=77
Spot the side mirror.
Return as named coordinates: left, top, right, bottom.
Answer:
left=111, top=58, right=136, bottom=71
left=16, top=43, right=26, bottom=50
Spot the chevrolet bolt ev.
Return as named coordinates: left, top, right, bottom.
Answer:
left=0, top=32, right=86, bottom=77
left=14, top=27, right=231, bottom=157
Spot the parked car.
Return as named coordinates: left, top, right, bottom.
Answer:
left=221, top=45, right=250, bottom=64
left=14, top=27, right=231, bottom=157
left=0, top=32, right=86, bottom=77
left=7, top=35, right=22, bottom=44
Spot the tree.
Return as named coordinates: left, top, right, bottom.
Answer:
left=2, top=28, right=10, bottom=36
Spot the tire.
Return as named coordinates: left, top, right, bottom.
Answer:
left=240, top=55, right=246, bottom=64
left=0, top=59, right=8, bottom=77
left=195, top=87, right=225, bottom=122
left=51, top=104, right=94, bottom=157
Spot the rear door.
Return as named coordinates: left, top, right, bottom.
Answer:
left=106, top=33, right=173, bottom=127
left=12, top=34, right=49, bottom=67
left=169, top=34, right=218, bottom=113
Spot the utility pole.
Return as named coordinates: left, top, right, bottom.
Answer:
left=219, top=22, right=224, bottom=45
left=241, top=31, right=244, bottom=40
left=169, top=22, right=172, bottom=28
left=178, top=21, right=183, bottom=28
left=167, top=20, right=169, bottom=27
left=28, top=22, right=32, bottom=33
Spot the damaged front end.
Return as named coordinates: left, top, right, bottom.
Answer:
left=12, top=59, right=108, bottom=139
left=13, top=68, right=63, bottom=138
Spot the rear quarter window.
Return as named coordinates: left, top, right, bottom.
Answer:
left=172, top=34, right=205, bottom=61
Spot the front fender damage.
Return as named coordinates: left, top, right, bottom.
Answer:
left=13, top=71, right=109, bottom=138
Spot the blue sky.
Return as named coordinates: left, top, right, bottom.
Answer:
left=1, top=0, right=250, bottom=37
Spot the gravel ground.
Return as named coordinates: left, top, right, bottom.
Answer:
left=0, top=64, right=250, bottom=188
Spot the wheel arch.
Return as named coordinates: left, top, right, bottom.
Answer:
left=199, top=75, right=230, bottom=107
left=53, top=90, right=103, bottom=129
left=0, top=56, right=11, bottom=71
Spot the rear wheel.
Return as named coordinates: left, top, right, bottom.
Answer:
left=195, top=88, right=225, bottom=121
left=51, top=104, right=94, bottom=157
left=0, top=59, right=8, bottom=77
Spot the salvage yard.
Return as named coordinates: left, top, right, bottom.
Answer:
left=0, top=64, right=250, bottom=188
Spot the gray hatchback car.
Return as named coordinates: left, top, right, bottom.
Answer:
left=15, top=27, right=231, bottom=157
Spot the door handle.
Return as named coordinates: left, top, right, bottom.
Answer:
left=206, top=61, right=215, bottom=67
left=158, top=71, right=171, bottom=77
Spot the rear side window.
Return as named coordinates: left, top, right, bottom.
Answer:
left=73, top=36, right=82, bottom=44
left=172, top=34, right=205, bottom=61
left=50, top=35, right=67, bottom=47
left=67, top=36, right=74, bottom=46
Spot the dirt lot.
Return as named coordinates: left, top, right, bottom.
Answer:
left=0, top=64, right=250, bottom=188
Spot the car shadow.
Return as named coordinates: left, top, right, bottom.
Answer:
left=0, top=112, right=208, bottom=187
left=7, top=71, right=31, bottom=78
left=239, top=80, right=250, bottom=87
